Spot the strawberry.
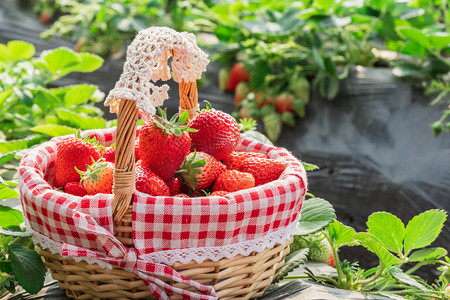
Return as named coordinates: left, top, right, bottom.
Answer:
left=135, top=138, right=141, bottom=162
left=135, top=163, right=170, bottom=196
left=139, top=109, right=194, bottom=181
left=239, top=157, right=286, bottom=186
left=77, top=158, right=114, bottom=195
left=255, top=92, right=274, bottom=108
left=213, top=170, right=255, bottom=192
left=234, top=81, right=251, bottom=106
left=275, top=93, right=294, bottom=113
left=189, top=106, right=240, bottom=162
left=301, top=233, right=335, bottom=267
left=227, top=63, right=250, bottom=91
left=39, top=7, right=54, bottom=24
left=64, top=182, right=88, bottom=197
left=289, top=76, right=310, bottom=104
left=55, top=133, right=100, bottom=187
left=101, top=146, right=115, bottom=163
left=224, top=151, right=268, bottom=170
left=173, top=193, right=189, bottom=198
left=218, top=68, right=230, bottom=92
left=210, top=191, right=229, bottom=196
left=178, top=151, right=226, bottom=191
left=166, top=177, right=181, bottom=196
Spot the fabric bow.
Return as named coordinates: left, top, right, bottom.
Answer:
left=61, top=212, right=217, bottom=300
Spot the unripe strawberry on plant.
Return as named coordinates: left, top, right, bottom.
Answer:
left=139, top=109, right=194, bottom=181
left=290, top=76, right=310, bottom=104
left=218, top=68, right=230, bottom=92
left=135, top=163, right=170, bottom=196
left=308, top=235, right=335, bottom=267
left=213, top=170, right=255, bottom=192
left=178, top=151, right=226, bottom=191
left=77, top=158, right=114, bottom=195
left=234, top=82, right=251, bottom=106
left=239, top=157, right=286, bottom=186
left=64, top=182, right=88, bottom=197
left=55, top=133, right=101, bottom=187
left=189, top=104, right=240, bottom=162
left=227, top=63, right=250, bottom=91
left=224, top=151, right=268, bottom=170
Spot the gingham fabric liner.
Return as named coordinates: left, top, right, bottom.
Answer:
left=18, top=127, right=307, bottom=299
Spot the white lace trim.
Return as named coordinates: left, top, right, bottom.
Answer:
left=105, top=27, right=208, bottom=118
left=29, top=219, right=298, bottom=268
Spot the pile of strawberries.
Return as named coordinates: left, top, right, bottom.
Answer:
left=55, top=106, right=286, bottom=197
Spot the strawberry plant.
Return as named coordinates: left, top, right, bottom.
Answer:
left=0, top=40, right=105, bottom=167
left=283, top=208, right=450, bottom=299
left=0, top=177, right=47, bottom=295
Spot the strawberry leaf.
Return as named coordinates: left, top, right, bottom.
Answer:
left=408, top=247, right=447, bottom=262
left=403, top=210, right=447, bottom=255
left=355, top=232, right=402, bottom=267
left=367, top=212, right=405, bottom=255
left=272, top=248, right=309, bottom=284
left=389, top=267, right=427, bottom=292
left=0, top=205, right=23, bottom=228
left=8, top=244, right=47, bottom=295
left=326, top=220, right=358, bottom=250
left=297, top=198, right=336, bottom=235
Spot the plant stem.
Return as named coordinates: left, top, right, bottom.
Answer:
left=405, top=261, right=428, bottom=275
left=285, top=275, right=339, bottom=286
left=352, top=262, right=384, bottom=289
left=323, top=230, right=346, bottom=288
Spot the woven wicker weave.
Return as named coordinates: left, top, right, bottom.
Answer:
left=38, top=30, right=294, bottom=299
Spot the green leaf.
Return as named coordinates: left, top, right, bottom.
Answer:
left=408, top=247, right=447, bottom=262
left=69, top=53, right=103, bottom=73
left=0, top=89, right=13, bottom=107
left=263, top=113, right=282, bottom=142
left=0, top=261, right=12, bottom=273
left=367, top=212, right=405, bottom=255
left=250, top=60, right=271, bottom=90
left=8, top=243, right=46, bottom=294
left=297, top=198, right=336, bottom=235
left=7, top=41, right=35, bottom=61
left=56, top=108, right=106, bottom=130
left=0, top=137, right=33, bottom=154
left=355, top=232, right=402, bottom=267
left=389, top=267, right=427, bottom=292
left=404, top=210, right=447, bottom=255
left=34, top=89, right=61, bottom=112
left=302, top=162, right=319, bottom=171
left=428, top=32, right=450, bottom=51
left=0, top=151, right=17, bottom=166
left=41, top=48, right=80, bottom=75
left=396, top=26, right=432, bottom=50
left=327, top=220, right=358, bottom=249
left=312, top=48, right=325, bottom=71
left=0, top=205, right=23, bottom=228
left=31, top=124, right=77, bottom=137
left=272, top=248, right=309, bottom=283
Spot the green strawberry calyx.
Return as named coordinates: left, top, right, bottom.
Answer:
left=76, top=157, right=108, bottom=182
left=74, top=130, right=106, bottom=150
left=153, top=108, right=197, bottom=137
left=176, top=150, right=206, bottom=190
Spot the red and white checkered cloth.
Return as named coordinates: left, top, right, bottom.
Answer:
left=18, top=127, right=307, bottom=299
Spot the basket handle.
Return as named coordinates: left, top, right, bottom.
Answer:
left=112, top=80, right=199, bottom=224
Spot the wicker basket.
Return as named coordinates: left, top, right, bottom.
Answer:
left=20, top=28, right=306, bottom=299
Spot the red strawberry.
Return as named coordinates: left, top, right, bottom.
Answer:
left=78, top=158, right=114, bottom=194
left=213, top=170, right=255, bottom=192
left=300, top=233, right=335, bottom=267
left=166, top=177, right=181, bottom=196
left=239, top=157, right=286, bottom=186
left=139, top=109, right=194, bottom=181
left=39, top=7, right=54, bottom=24
left=135, top=163, right=170, bottom=196
left=135, top=138, right=140, bottom=162
left=224, top=151, right=268, bottom=170
left=275, top=93, right=294, bottom=113
left=64, top=182, right=88, bottom=197
left=55, top=133, right=100, bottom=187
left=101, top=146, right=115, bottom=163
left=227, top=63, right=250, bottom=91
left=218, top=68, right=230, bottom=92
left=174, top=193, right=189, bottom=198
left=234, top=81, right=251, bottom=106
left=178, top=151, right=226, bottom=191
left=255, top=92, right=274, bottom=108
left=210, top=191, right=229, bottom=196
left=189, top=107, right=240, bottom=162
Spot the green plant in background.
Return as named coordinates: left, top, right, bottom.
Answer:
left=0, top=40, right=106, bottom=166
left=175, top=0, right=450, bottom=139
left=280, top=202, right=450, bottom=299
left=38, top=0, right=170, bottom=58
left=0, top=177, right=47, bottom=295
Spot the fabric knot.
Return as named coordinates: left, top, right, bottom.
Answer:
left=122, top=248, right=138, bottom=272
